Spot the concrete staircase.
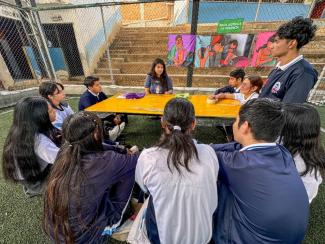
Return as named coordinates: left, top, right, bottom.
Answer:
left=93, top=22, right=325, bottom=89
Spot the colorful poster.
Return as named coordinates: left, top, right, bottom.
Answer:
left=194, top=35, right=211, bottom=68
left=251, top=32, right=277, bottom=67
left=218, top=34, right=254, bottom=67
left=167, top=34, right=196, bottom=67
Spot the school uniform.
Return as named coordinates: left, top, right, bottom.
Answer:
left=48, top=145, right=138, bottom=243
left=144, top=74, right=173, bottom=94
left=260, top=56, right=318, bottom=103
left=210, top=142, right=309, bottom=244
left=214, top=85, right=240, bottom=95
left=135, top=142, right=219, bottom=244
left=52, top=103, right=74, bottom=129
left=19, top=133, right=60, bottom=196
left=234, top=92, right=259, bottom=104
left=78, top=90, right=108, bottom=111
left=294, top=153, right=323, bottom=203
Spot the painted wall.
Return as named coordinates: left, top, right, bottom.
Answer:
left=187, top=1, right=311, bottom=23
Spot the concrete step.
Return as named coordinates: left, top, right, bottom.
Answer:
left=121, top=26, right=189, bottom=32
left=97, top=60, right=324, bottom=75
left=95, top=73, right=240, bottom=88
left=94, top=68, right=121, bottom=74
left=96, top=65, right=271, bottom=75
left=110, top=46, right=166, bottom=53
left=121, top=61, right=323, bottom=72
left=107, top=54, right=166, bottom=62
left=111, top=40, right=168, bottom=47
left=110, top=48, right=167, bottom=55
left=306, top=57, right=325, bottom=63
left=303, top=41, right=325, bottom=49
left=110, top=39, right=323, bottom=49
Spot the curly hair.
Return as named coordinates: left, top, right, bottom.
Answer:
left=276, top=17, right=317, bottom=49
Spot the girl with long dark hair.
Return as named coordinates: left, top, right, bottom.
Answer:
left=43, top=111, right=138, bottom=244
left=39, top=81, right=74, bottom=129
left=144, top=58, right=173, bottom=94
left=281, top=103, right=325, bottom=203
left=135, top=98, right=219, bottom=243
left=2, top=96, right=61, bottom=197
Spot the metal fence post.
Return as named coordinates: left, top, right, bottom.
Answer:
left=29, top=0, right=57, bottom=81
left=254, top=0, right=262, bottom=22
left=186, top=0, right=199, bottom=87
left=100, top=6, right=115, bottom=84
left=307, top=0, right=317, bottom=18
left=308, top=65, right=325, bottom=105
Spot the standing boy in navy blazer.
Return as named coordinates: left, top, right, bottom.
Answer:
left=260, top=17, right=318, bottom=103
left=211, top=98, right=309, bottom=243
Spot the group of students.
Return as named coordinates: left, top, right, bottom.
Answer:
left=1, top=16, right=324, bottom=244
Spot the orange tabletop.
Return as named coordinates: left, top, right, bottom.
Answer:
left=86, top=94, right=241, bottom=118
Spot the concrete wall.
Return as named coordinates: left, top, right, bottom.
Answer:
left=39, top=6, right=122, bottom=76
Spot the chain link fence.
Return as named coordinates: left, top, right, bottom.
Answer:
left=0, top=0, right=323, bottom=105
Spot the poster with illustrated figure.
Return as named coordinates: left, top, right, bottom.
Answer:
left=167, top=34, right=196, bottom=67
left=195, top=35, right=228, bottom=68
left=251, top=32, right=277, bottom=67
left=195, top=35, right=211, bottom=68
left=218, top=34, right=254, bottom=67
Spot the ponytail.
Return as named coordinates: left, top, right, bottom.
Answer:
left=157, top=98, right=199, bottom=174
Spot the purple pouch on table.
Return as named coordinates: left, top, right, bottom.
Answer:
left=125, top=92, right=146, bottom=99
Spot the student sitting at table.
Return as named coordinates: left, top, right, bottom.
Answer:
left=79, top=76, right=125, bottom=141
left=211, top=98, right=309, bottom=244
left=79, top=76, right=108, bottom=111
left=2, top=97, right=62, bottom=197
left=214, top=68, right=245, bottom=95
left=211, top=75, right=263, bottom=105
left=43, top=111, right=138, bottom=244
left=39, top=81, right=74, bottom=130
left=134, top=98, right=219, bottom=244
left=281, top=103, right=325, bottom=203
left=144, top=58, right=173, bottom=94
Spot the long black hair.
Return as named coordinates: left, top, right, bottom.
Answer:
left=148, top=58, right=168, bottom=91
left=281, top=103, right=325, bottom=178
left=44, top=111, right=103, bottom=244
left=2, top=96, right=61, bottom=183
left=157, top=98, right=198, bottom=174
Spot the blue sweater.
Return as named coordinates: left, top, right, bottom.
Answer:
left=78, top=90, right=107, bottom=111
left=48, top=145, right=138, bottom=243
left=260, top=59, right=317, bottom=103
left=211, top=142, right=309, bottom=244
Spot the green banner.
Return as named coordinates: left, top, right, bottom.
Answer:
left=217, top=18, right=244, bottom=34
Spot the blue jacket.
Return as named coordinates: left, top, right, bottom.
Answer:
left=211, top=142, right=309, bottom=244
left=48, top=145, right=138, bottom=243
left=214, top=85, right=237, bottom=95
left=78, top=90, right=107, bottom=111
left=260, top=59, right=317, bottom=103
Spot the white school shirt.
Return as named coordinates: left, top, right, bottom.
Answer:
left=294, top=153, right=323, bottom=203
left=276, top=55, right=303, bottom=71
left=135, top=142, right=219, bottom=244
left=53, top=104, right=74, bottom=129
left=234, top=92, right=259, bottom=104
left=16, top=134, right=59, bottom=180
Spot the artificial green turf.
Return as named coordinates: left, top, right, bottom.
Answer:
left=0, top=98, right=324, bottom=243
